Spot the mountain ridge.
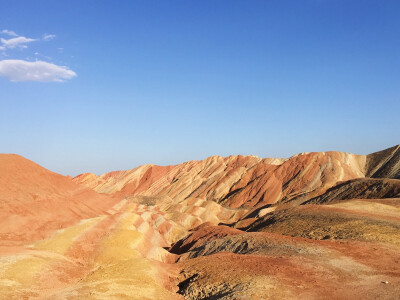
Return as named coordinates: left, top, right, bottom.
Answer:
left=73, top=148, right=375, bottom=208
left=1, top=144, right=399, bottom=299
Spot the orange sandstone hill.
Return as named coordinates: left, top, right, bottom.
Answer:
left=1, top=145, right=400, bottom=299
left=74, top=151, right=366, bottom=208
left=0, top=154, right=119, bottom=244
left=74, top=146, right=400, bottom=210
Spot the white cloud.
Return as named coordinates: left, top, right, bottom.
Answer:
left=0, top=59, right=77, bottom=82
left=0, top=46, right=5, bottom=51
left=1, top=36, right=37, bottom=49
left=1, top=29, right=18, bottom=37
left=43, top=34, right=56, bottom=41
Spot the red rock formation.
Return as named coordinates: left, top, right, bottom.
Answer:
left=74, top=151, right=367, bottom=208
left=1, top=145, right=400, bottom=299
left=0, top=154, right=119, bottom=244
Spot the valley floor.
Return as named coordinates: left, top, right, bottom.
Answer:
left=1, top=196, right=400, bottom=299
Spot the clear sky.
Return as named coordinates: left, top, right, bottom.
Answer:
left=0, top=0, right=399, bottom=176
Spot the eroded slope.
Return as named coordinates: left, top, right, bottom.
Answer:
left=74, top=151, right=367, bottom=209
left=2, top=145, right=400, bottom=299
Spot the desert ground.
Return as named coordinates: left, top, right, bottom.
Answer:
left=1, top=145, right=399, bottom=299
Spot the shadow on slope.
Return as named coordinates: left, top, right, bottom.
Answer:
left=366, top=144, right=400, bottom=179
left=303, top=178, right=400, bottom=205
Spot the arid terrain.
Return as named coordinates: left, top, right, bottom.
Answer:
left=1, top=145, right=399, bottom=299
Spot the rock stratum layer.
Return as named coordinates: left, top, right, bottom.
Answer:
left=1, top=145, right=400, bottom=299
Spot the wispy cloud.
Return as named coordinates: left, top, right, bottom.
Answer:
left=43, top=34, right=56, bottom=41
left=0, top=59, right=77, bottom=82
left=0, top=30, right=76, bottom=83
left=1, top=29, right=18, bottom=37
left=1, top=36, right=37, bottom=49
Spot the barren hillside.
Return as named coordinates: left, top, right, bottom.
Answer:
left=1, top=145, right=399, bottom=299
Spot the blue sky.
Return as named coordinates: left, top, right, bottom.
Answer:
left=0, top=0, right=399, bottom=176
